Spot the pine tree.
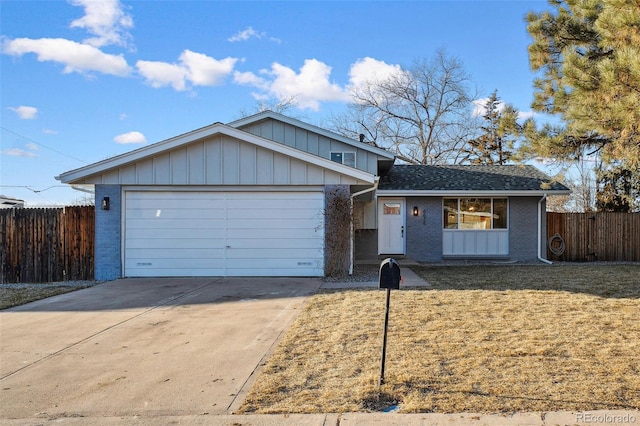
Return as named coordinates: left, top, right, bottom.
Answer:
left=464, top=90, right=517, bottom=165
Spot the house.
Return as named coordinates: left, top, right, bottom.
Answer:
left=0, top=195, right=25, bottom=208
left=56, top=111, right=570, bottom=280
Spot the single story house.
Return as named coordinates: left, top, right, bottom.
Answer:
left=56, top=111, right=570, bottom=280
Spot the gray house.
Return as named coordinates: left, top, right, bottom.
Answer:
left=56, top=111, right=569, bottom=280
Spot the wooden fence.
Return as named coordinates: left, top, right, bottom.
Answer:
left=547, top=212, right=640, bottom=262
left=0, top=206, right=94, bottom=283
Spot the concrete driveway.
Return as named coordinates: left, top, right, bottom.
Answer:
left=0, top=277, right=321, bottom=422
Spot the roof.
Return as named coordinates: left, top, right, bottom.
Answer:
left=377, top=165, right=571, bottom=196
left=228, top=110, right=396, bottom=160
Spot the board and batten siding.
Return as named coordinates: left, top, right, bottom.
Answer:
left=81, top=134, right=369, bottom=186
left=237, top=118, right=380, bottom=174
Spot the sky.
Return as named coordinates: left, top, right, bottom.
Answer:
left=1, top=0, right=552, bottom=206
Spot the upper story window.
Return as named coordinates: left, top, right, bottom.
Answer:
left=443, top=198, right=508, bottom=230
left=331, top=151, right=356, bottom=168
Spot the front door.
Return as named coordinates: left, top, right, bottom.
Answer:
left=378, top=198, right=405, bottom=254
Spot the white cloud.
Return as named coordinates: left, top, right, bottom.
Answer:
left=8, top=105, right=38, bottom=119
left=69, top=0, right=134, bottom=48
left=348, top=57, right=402, bottom=91
left=136, top=60, right=187, bottom=90
left=113, top=131, right=146, bottom=144
left=2, top=148, right=37, bottom=157
left=25, top=142, right=39, bottom=151
left=472, top=97, right=538, bottom=121
left=180, top=50, right=237, bottom=86
left=136, top=50, right=238, bottom=91
left=228, top=27, right=261, bottom=42
left=235, top=59, right=349, bottom=110
left=516, top=110, right=538, bottom=121
left=43, top=129, right=59, bottom=135
left=233, top=70, right=267, bottom=87
left=233, top=57, right=407, bottom=111
left=2, top=37, right=131, bottom=76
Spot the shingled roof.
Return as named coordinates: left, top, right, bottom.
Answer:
left=377, top=165, right=570, bottom=193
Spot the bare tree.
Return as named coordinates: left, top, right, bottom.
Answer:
left=238, top=95, right=303, bottom=118
left=331, top=50, right=478, bottom=164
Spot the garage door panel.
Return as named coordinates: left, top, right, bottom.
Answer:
left=226, top=218, right=322, bottom=229
left=124, top=191, right=325, bottom=277
left=126, top=218, right=225, bottom=230
left=229, top=209, right=322, bottom=220
left=126, top=239, right=225, bottom=249
left=126, top=248, right=225, bottom=262
left=127, top=208, right=226, bottom=220
left=228, top=228, right=321, bottom=239
left=226, top=248, right=322, bottom=259
left=126, top=228, right=225, bottom=239
left=227, top=238, right=323, bottom=249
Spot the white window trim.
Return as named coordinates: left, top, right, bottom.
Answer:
left=443, top=197, right=509, bottom=230
left=330, top=151, right=356, bottom=167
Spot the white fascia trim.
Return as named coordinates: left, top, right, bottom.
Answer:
left=228, top=111, right=396, bottom=160
left=57, top=123, right=375, bottom=184
left=376, top=190, right=572, bottom=197
left=122, top=185, right=325, bottom=193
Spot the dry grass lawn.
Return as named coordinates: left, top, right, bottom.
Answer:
left=238, top=264, right=640, bottom=414
left=0, top=285, right=90, bottom=310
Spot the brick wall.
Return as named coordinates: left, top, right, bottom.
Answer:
left=94, top=185, right=122, bottom=281
left=509, top=196, right=544, bottom=261
left=406, top=197, right=443, bottom=262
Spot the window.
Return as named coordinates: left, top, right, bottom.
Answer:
left=383, top=203, right=401, bottom=215
left=443, top=198, right=508, bottom=229
left=331, top=151, right=356, bottom=167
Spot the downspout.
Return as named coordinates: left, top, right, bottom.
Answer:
left=350, top=177, right=380, bottom=275
left=538, top=193, right=553, bottom=264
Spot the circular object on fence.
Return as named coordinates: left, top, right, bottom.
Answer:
left=548, top=233, right=566, bottom=256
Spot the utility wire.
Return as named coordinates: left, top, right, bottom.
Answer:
left=1, top=126, right=89, bottom=164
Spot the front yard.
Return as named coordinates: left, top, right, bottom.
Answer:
left=238, top=264, right=640, bottom=414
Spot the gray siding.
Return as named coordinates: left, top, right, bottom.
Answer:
left=238, top=118, right=379, bottom=175
left=80, top=134, right=368, bottom=186
left=95, top=185, right=122, bottom=281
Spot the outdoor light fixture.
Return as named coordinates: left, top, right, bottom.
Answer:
left=413, top=206, right=419, bottom=216
left=102, top=196, right=110, bottom=211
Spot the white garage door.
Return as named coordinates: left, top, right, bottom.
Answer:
left=124, top=191, right=325, bottom=277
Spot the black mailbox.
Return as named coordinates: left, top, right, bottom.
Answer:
left=379, top=258, right=401, bottom=289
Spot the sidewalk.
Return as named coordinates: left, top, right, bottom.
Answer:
left=5, top=410, right=638, bottom=425
left=321, top=264, right=430, bottom=289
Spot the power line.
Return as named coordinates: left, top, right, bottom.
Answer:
left=1, top=126, right=89, bottom=164
left=0, top=185, right=70, bottom=193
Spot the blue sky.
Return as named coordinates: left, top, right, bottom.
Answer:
left=1, top=0, right=549, bottom=206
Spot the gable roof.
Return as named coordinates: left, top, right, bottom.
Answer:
left=228, top=110, right=396, bottom=160
left=56, top=122, right=375, bottom=185
left=377, top=165, right=571, bottom=196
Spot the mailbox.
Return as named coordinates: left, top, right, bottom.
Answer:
left=379, top=258, right=401, bottom=289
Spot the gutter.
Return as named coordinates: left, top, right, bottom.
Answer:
left=538, top=193, right=553, bottom=264
left=349, top=177, right=380, bottom=275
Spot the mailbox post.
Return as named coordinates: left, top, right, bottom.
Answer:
left=378, top=258, right=401, bottom=387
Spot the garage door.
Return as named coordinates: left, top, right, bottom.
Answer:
left=124, top=191, right=325, bottom=277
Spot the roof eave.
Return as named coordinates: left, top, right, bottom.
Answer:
left=376, top=189, right=572, bottom=197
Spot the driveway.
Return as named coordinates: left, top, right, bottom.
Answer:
left=0, top=277, right=321, bottom=421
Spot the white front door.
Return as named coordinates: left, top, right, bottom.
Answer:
left=378, top=198, right=405, bottom=254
